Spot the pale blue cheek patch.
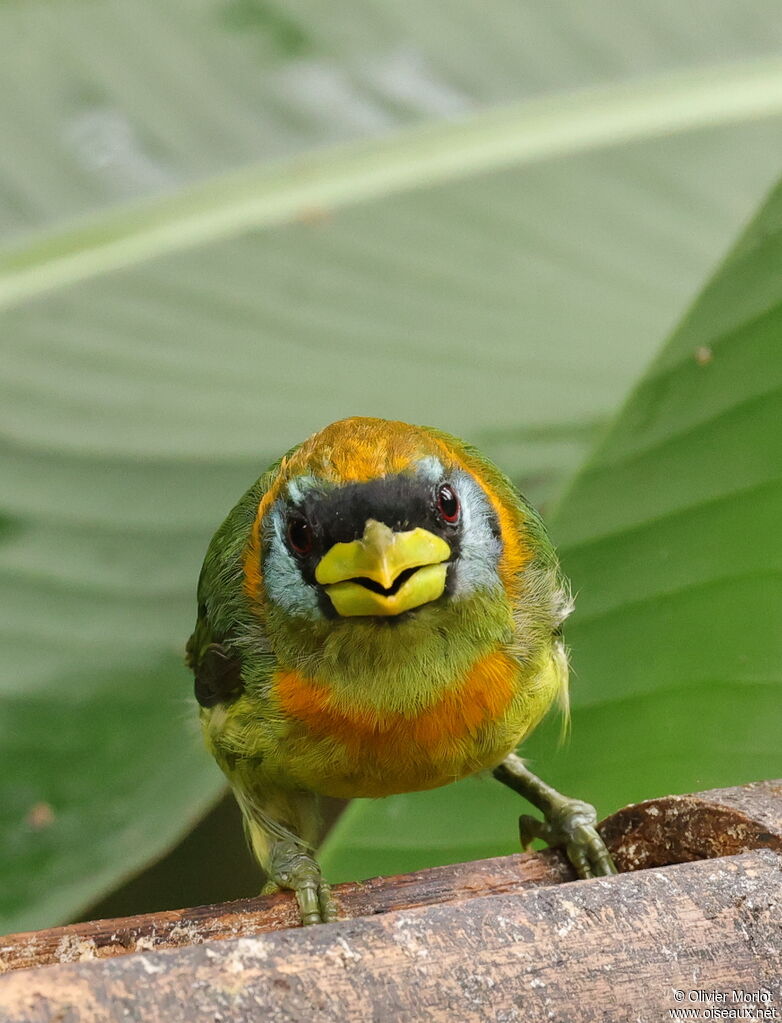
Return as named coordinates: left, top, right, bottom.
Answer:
left=261, top=503, right=323, bottom=619
left=448, top=469, right=502, bottom=599
left=415, top=457, right=501, bottom=598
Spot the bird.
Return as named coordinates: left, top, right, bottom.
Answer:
left=186, top=417, right=616, bottom=925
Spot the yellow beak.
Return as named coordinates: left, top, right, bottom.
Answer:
left=315, top=519, right=450, bottom=617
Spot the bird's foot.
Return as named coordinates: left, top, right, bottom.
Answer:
left=493, top=753, right=617, bottom=879
left=269, top=842, right=338, bottom=925
left=519, top=796, right=617, bottom=879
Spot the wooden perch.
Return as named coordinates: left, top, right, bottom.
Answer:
left=0, top=780, right=780, bottom=1022
left=0, top=849, right=575, bottom=974
left=601, top=778, right=782, bottom=869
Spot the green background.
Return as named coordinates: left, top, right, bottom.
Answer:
left=1, top=0, right=781, bottom=933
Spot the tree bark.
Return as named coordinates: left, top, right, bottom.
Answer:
left=0, top=779, right=780, bottom=1022
left=0, top=850, right=778, bottom=1023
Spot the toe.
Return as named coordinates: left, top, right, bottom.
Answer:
left=319, top=881, right=339, bottom=923
left=569, top=822, right=617, bottom=878
left=565, top=837, right=593, bottom=879
left=295, top=880, right=323, bottom=925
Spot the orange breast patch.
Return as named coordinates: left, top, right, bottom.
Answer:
left=273, top=649, right=518, bottom=762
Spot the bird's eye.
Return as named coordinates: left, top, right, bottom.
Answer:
left=436, top=484, right=460, bottom=524
left=287, top=516, right=313, bottom=556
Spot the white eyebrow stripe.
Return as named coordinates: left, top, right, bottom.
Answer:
left=285, top=474, right=321, bottom=504
left=414, top=456, right=445, bottom=483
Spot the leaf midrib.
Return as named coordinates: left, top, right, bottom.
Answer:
left=3, top=57, right=782, bottom=309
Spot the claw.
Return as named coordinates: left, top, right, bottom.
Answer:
left=518, top=813, right=542, bottom=852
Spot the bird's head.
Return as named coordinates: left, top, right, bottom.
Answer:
left=193, top=417, right=568, bottom=706
left=242, top=418, right=533, bottom=638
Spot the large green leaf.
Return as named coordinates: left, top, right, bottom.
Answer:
left=4, top=1, right=782, bottom=931
left=321, top=174, right=782, bottom=881
left=6, top=57, right=782, bottom=308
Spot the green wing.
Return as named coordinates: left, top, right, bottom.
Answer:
left=185, top=456, right=284, bottom=708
